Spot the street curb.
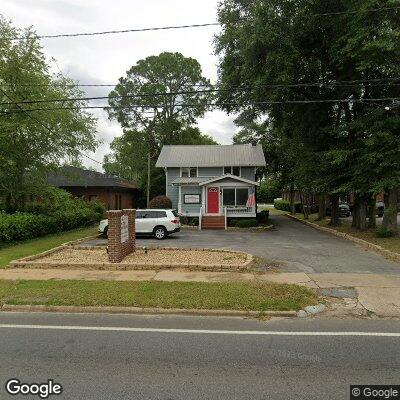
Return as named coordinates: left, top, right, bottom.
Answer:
left=0, top=304, right=297, bottom=318
left=286, top=214, right=400, bottom=265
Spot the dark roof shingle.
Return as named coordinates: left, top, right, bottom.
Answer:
left=47, top=166, right=138, bottom=189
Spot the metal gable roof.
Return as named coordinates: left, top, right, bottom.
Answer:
left=156, top=144, right=266, bottom=168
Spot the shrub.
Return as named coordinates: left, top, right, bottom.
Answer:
left=258, top=179, right=282, bottom=203
left=274, top=199, right=302, bottom=213
left=180, top=216, right=199, bottom=226
left=256, top=210, right=270, bottom=223
left=149, top=195, right=172, bottom=209
left=0, top=212, right=54, bottom=243
left=375, top=227, right=397, bottom=238
left=0, top=192, right=105, bottom=243
left=236, top=219, right=258, bottom=228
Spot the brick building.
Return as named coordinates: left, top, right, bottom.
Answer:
left=48, top=166, right=139, bottom=210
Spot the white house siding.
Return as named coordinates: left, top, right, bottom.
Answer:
left=180, top=185, right=202, bottom=216
left=166, top=168, right=180, bottom=209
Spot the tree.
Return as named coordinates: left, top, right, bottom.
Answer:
left=215, top=0, right=400, bottom=229
left=0, top=16, right=97, bottom=212
left=103, top=122, right=217, bottom=198
left=104, top=52, right=217, bottom=199
left=107, top=52, right=213, bottom=131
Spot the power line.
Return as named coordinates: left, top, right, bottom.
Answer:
left=7, top=23, right=220, bottom=41
left=1, top=80, right=399, bottom=107
left=2, top=97, right=399, bottom=114
left=0, top=87, right=102, bottom=165
left=3, top=6, right=400, bottom=41
left=4, top=77, right=399, bottom=89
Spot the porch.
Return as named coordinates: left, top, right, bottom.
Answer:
left=173, top=174, right=258, bottom=230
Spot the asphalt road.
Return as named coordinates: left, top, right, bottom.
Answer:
left=87, top=215, right=400, bottom=275
left=0, top=312, right=399, bottom=400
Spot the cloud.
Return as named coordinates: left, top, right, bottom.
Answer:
left=2, top=0, right=238, bottom=171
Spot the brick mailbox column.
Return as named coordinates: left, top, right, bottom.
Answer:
left=107, top=209, right=136, bottom=263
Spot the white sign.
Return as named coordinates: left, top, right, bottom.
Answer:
left=120, top=215, right=129, bottom=243
left=184, top=194, right=200, bottom=204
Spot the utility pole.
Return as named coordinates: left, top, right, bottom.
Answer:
left=147, top=152, right=151, bottom=207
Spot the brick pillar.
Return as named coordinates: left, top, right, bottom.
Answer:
left=107, top=209, right=136, bottom=263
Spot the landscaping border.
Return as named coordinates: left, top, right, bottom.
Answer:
left=286, top=214, right=400, bottom=264
left=9, top=245, right=254, bottom=272
left=0, top=303, right=296, bottom=318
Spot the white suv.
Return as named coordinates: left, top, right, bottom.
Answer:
left=98, top=209, right=181, bottom=240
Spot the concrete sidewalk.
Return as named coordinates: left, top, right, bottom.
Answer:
left=1, top=268, right=399, bottom=317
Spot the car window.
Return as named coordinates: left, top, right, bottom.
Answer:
left=172, top=210, right=179, bottom=218
left=144, top=211, right=166, bottom=218
left=136, top=211, right=144, bottom=219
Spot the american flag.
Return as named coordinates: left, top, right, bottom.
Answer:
left=246, top=187, right=256, bottom=207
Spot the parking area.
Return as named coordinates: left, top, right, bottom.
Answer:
left=82, top=215, right=400, bottom=275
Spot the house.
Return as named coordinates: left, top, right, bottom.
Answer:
left=47, top=166, right=139, bottom=210
left=156, top=144, right=266, bottom=229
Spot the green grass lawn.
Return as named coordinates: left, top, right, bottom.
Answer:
left=0, top=226, right=98, bottom=268
left=294, top=213, right=400, bottom=254
left=0, top=280, right=318, bottom=311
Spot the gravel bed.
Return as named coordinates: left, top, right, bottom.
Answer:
left=31, top=247, right=248, bottom=266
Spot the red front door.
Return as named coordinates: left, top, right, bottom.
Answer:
left=207, top=187, right=219, bottom=214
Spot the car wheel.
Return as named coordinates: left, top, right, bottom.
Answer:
left=103, top=227, right=108, bottom=238
left=153, top=226, right=167, bottom=240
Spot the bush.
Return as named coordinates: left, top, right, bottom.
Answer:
left=375, top=227, right=397, bottom=238
left=236, top=219, right=258, bottom=228
left=180, top=216, right=199, bottom=226
left=274, top=199, right=302, bottom=213
left=258, top=179, right=282, bottom=203
left=0, top=190, right=105, bottom=243
left=0, top=212, right=54, bottom=242
left=256, top=210, right=270, bottom=223
left=149, top=195, right=172, bottom=209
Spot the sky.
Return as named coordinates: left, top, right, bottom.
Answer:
left=2, top=0, right=238, bottom=170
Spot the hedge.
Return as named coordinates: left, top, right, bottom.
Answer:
left=228, top=218, right=258, bottom=228
left=0, top=203, right=104, bottom=243
left=274, top=199, right=303, bottom=213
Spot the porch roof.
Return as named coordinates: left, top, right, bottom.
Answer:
left=199, top=174, right=260, bottom=186
left=171, top=177, right=214, bottom=185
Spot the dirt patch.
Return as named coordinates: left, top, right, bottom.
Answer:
left=11, top=246, right=252, bottom=272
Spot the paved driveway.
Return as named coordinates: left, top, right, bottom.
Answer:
left=85, top=215, right=400, bottom=275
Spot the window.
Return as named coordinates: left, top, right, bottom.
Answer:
left=222, top=188, right=249, bottom=207
left=114, top=194, right=122, bottom=210
left=181, top=167, right=197, bottom=177
left=89, top=195, right=98, bottom=202
left=232, top=167, right=240, bottom=176
left=136, top=211, right=144, bottom=219
left=222, top=188, right=235, bottom=206
left=190, top=168, right=197, bottom=177
left=145, top=211, right=167, bottom=218
left=236, top=188, right=248, bottom=206
left=224, top=166, right=241, bottom=176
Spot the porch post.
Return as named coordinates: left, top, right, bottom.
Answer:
left=178, top=185, right=182, bottom=213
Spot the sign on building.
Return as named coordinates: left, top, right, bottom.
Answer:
left=120, top=215, right=129, bottom=243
